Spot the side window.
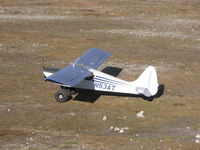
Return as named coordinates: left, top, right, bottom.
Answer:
left=85, top=75, right=94, bottom=80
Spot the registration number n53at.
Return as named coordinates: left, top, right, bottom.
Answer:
left=94, top=82, right=116, bottom=91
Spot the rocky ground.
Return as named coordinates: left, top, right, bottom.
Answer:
left=0, top=0, right=200, bottom=149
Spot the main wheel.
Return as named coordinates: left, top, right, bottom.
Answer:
left=55, top=89, right=70, bottom=102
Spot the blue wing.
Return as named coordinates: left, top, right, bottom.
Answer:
left=76, top=48, right=111, bottom=69
left=45, top=64, right=92, bottom=86
left=45, top=48, right=111, bottom=86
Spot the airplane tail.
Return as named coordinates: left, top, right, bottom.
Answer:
left=132, top=66, right=158, bottom=97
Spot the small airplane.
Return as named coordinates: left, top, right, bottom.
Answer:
left=43, top=48, right=159, bottom=102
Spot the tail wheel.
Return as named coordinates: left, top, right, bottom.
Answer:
left=55, top=89, right=70, bottom=102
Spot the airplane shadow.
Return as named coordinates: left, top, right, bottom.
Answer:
left=73, top=66, right=164, bottom=103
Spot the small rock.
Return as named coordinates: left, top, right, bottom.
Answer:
left=196, top=134, right=200, bottom=139
left=123, top=116, right=128, bottom=119
left=24, top=96, right=31, bottom=99
left=109, top=126, right=114, bottom=130
left=119, top=116, right=128, bottom=120
left=102, top=116, right=107, bottom=121
left=136, top=111, right=144, bottom=118
left=195, top=139, right=200, bottom=144
left=29, top=137, right=33, bottom=142
left=119, top=129, right=124, bottom=133
left=121, top=127, right=129, bottom=130
left=125, top=127, right=129, bottom=130
left=70, top=112, right=76, bottom=116
left=24, top=146, right=29, bottom=149
left=114, top=127, right=120, bottom=131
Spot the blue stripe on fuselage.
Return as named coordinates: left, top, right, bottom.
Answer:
left=93, top=78, right=119, bottom=86
left=94, top=76, right=127, bottom=86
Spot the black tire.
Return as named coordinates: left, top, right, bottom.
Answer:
left=55, top=89, right=70, bottom=102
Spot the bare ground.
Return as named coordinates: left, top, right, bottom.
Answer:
left=0, top=0, right=200, bottom=149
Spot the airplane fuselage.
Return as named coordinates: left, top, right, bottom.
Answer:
left=75, top=68, right=138, bottom=95
left=43, top=48, right=159, bottom=102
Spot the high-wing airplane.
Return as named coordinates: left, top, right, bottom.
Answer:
left=43, top=48, right=159, bottom=102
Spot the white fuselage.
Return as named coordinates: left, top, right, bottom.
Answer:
left=75, top=68, right=138, bottom=94
left=44, top=68, right=137, bottom=94
left=43, top=66, right=158, bottom=97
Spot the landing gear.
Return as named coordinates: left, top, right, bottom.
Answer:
left=54, top=87, right=77, bottom=102
left=55, top=89, right=70, bottom=102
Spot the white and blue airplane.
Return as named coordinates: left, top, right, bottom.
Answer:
left=43, top=48, right=159, bottom=102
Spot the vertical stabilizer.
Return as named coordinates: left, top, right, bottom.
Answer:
left=134, top=66, right=158, bottom=97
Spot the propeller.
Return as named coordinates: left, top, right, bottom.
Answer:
left=42, top=58, right=45, bottom=70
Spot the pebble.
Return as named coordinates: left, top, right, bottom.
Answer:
left=70, top=112, right=76, bottom=116
left=186, top=126, right=190, bottom=129
left=110, top=126, right=129, bottom=133
left=195, top=134, right=200, bottom=139
left=122, top=127, right=129, bottom=130
left=119, top=129, right=124, bottom=133
left=195, top=139, right=200, bottom=144
left=29, top=137, right=33, bottom=142
left=109, top=126, right=114, bottom=130
left=119, top=116, right=128, bottom=120
left=136, top=111, right=144, bottom=118
left=114, top=127, right=120, bottom=131
left=102, top=116, right=107, bottom=121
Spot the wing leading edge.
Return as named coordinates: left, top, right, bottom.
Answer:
left=45, top=48, right=111, bottom=87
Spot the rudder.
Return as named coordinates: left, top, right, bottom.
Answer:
left=133, top=66, right=158, bottom=97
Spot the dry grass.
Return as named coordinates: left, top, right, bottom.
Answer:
left=0, top=0, right=200, bottom=149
